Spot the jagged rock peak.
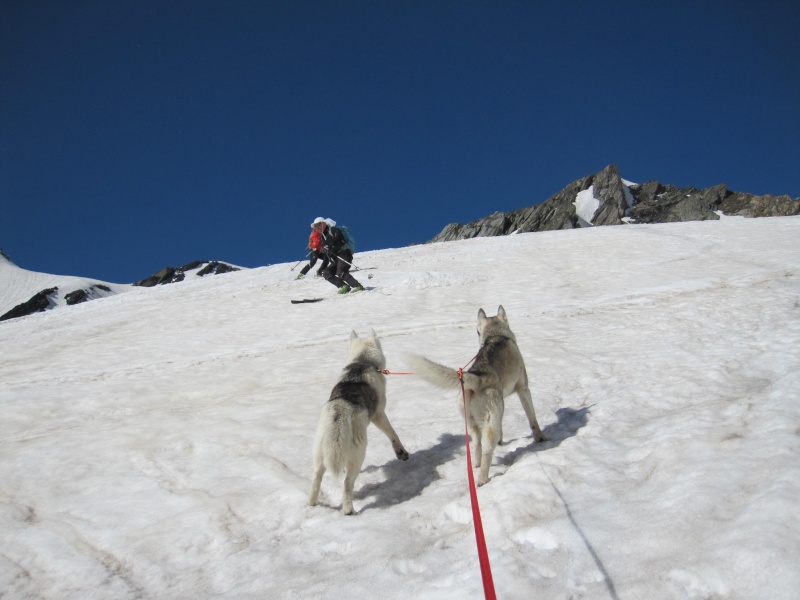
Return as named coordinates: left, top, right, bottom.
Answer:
left=427, top=164, right=799, bottom=243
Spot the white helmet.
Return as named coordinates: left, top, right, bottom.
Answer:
left=324, top=218, right=336, bottom=227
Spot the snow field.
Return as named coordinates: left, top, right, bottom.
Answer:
left=1, top=217, right=799, bottom=599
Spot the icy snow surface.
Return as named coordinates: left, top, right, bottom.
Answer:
left=1, top=217, right=799, bottom=599
left=574, top=186, right=600, bottom=226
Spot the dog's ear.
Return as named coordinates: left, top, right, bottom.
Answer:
left=478, top=308, right=487, bottom=321
left=497, top=305, right=507, bottom=322
left=368, top=328, right=382, bottom=350
left=350, top=330, right=359, bottom=341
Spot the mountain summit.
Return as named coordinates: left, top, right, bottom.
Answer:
left=428, top=164, right=800, bottom=242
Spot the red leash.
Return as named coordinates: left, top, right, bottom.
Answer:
left=458, top=366, right=497, bottom=600
left=387, top=356, right=496, bottom=598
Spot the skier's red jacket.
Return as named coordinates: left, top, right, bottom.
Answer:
left=308, top=230, right=323, bottom=252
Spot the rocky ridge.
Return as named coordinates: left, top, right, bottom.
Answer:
left=428, top=164, right=800, bottom=242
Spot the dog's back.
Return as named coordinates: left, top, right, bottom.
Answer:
left=309, top=329, right=408, bottom=515
left=316, top=363, right=379, bottom=473
left=330, top=363, right=381, bottom=415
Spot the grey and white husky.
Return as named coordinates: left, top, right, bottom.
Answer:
left=309, top=329, right=410, bottom=515
left=407, top=306, right=546, bottom=486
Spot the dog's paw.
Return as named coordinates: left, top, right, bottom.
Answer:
left=396, top=448, right=410, bottom=461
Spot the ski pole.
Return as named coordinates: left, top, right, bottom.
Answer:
left=330, top=253, right=360, bottom=271
left=291, top=251, right=311, bottom=271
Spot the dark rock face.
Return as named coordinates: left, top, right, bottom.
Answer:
left=196, top=261, right=239, bottom=277
left=0, top=287, right=58, bottom=322
left=719, top=192, right=799, bottom=218
left=590, top=164, right=631, bottom=226
left=1, top=284, right=117, bottom=322
left=134, top=267, right=186, bottom=287
left=428, top=164, right=799, bottom=243
left=64, top=285, right=112, bottom=306
left=133, top=261, right=240, bottom=287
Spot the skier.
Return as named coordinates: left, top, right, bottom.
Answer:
left=297, top=217, right=330, bottom=279
left=318, top=218, right=364, bottom=294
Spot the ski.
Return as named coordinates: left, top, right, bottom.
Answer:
left=290, top=287, right=377, bottom=303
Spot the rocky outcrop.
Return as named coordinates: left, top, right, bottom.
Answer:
left=64, top=285, right=113, bottom=306
left=1, top=260, right=241, bottom=323
left=134, top=261, right=239, bottom=287
left=719, top=191, right=799, bottom=218
left=0, top=287, right=58, bottom=322
left=428, top=164, right=799, bottom=243
left=196, top=261, right=239, bottom=277
left=429, top=164, right=625, bottom=242
left=0, top=284, right=117, bottom=322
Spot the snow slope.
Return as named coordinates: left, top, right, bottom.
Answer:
left=0, top=253, right=132, bottom=316
left=1, top=217, right=799, bottom=599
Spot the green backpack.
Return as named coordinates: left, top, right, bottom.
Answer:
left=339, top=225, right=356, bottom=252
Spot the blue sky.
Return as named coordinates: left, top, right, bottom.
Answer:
left=2, top=1, right=798, bottom=284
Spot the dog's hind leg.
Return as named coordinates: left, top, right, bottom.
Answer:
left=371, top=411, right=410, bottom=461
left=461, top=390, right=483, bottom=465
left=309, top=447, right=325, bottom=507
left=342, top=467, right=357, bottom=515
left=342, top=442, right=368, bottom=515
left=477, top=394, right=504, bottom=486
left=516, top=382, right=546, bottom=442
left=468, top=416, right=482, bottom=467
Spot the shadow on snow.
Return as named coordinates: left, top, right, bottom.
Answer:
left=356, top=432, right=463, bottom=510
left=499, top=405, right=591, bottom=466
left=356, top=405, right=591, bottom=511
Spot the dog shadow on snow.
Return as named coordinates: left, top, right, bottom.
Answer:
left=355, top=406, right=590, bottom=512
left=355, top=432, right=463, bottom=511
left=498, top=405, right=591, bottom=467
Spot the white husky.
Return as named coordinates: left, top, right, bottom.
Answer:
left=309, top=330, right=410, bottom=515
left=407, top=306, right=546, bottom=485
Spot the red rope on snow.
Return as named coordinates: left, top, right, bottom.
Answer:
left=391, top=353, right=495, bottom=597
left=458, top=367, right=497, bottom=600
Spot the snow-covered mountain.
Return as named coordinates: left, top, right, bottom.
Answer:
left=1, top=216, right=798, bottom=599
left=0, top=255, right=239, bottom=322
left=0, top=252, right=132, bottom=321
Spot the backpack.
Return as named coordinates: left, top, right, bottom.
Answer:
left=339, top=225, right=356, bottom=252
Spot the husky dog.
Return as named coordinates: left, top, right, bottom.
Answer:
left=407, top=306, right=546, bottom=486
left=309, top=330, right=410, bottom=515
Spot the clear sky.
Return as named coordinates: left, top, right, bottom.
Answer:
left=2, top=1, right=798, bottom=284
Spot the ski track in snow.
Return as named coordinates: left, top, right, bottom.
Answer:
left=1, top=217, right=799, bottom=599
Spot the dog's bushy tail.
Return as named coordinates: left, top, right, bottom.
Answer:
left=405, top=354, right=481, bottom=391
left=318, top=399, right=369, bottom=475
